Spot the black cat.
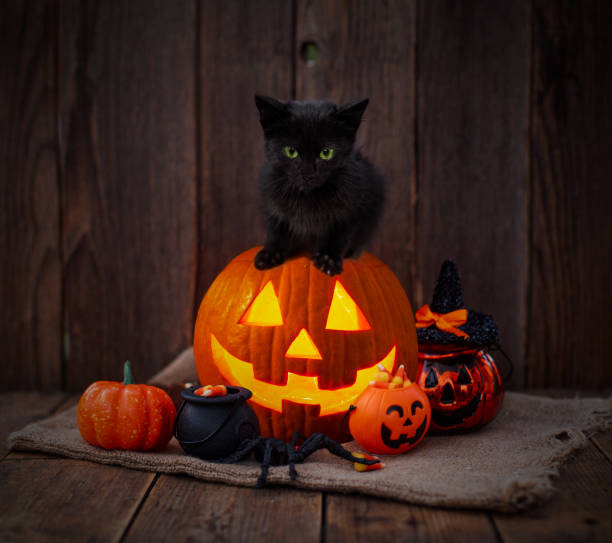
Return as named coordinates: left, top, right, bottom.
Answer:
left=254, top=95, right=385, bottom=276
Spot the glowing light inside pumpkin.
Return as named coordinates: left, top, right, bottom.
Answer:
left=285, top=328, right=323, bottom=359
left=239, top=280, right=283, bottom=326
left=210, top=333, right=396, bottom=415
left=325, top=280, right=371, bottom=331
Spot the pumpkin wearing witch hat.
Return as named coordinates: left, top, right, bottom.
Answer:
left=414, top=260, right=505, bottom=433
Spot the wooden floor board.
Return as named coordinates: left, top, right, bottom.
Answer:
left=325, top=493, right=498, bottom=543
left=492, top=429, right=612, bottom=542
left=1, top=392, right=609, bottom=541
left=0, top=456, right=155, bottom=543
left=591, top=431, right=612, bottom=464
left=124, top=475, right=323, bottom=543
left=0, top=392, right=65, bottom=458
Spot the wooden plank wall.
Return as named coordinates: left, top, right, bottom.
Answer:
left=59, top=0, right=198, bottom=390
left=0, top=1, right=62, bottom=389
left=417, top=0, right=529, bottom=386
left=527, top=0, right=612, bottom=387
left=1, top=0, right=611, bottom=392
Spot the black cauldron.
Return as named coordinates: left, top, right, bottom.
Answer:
left=174, top=385, right=260, bottom=460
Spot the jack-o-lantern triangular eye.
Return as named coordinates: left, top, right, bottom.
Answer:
left=325, top=280, right=371, bottom=331
left=457, top=366, right=472, bottom=385
left=239, top=280, right=283, bottom=326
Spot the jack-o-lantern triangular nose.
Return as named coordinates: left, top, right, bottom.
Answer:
left=285, top=328, right=323, bottom=360
left=441, top=383, right=455, bottom=404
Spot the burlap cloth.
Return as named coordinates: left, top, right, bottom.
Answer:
left=8, top=348, right=611, bottom=512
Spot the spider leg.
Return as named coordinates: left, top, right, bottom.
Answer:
left=300, top=433, right=379, bottom=465
left=216, top=437, right=263, bottom=464
left=294, top=433, right=327, bottom=459
left=289, top=430, right=302, bottom=448
left=257, top=440, right=274, bottom=488
left=287, top=444, right=298, bottom=480
left=287, top=430, right=309, bottom=479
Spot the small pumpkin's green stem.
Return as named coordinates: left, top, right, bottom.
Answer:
left=123, top=360, right=134, bottom=385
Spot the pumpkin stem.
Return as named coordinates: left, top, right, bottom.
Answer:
left=123, top=360, right=134, bottom=385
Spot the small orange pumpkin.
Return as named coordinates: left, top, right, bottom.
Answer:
left=77, top=361, right=176, bottom=451
left=349, top=381, right=431, bottom=455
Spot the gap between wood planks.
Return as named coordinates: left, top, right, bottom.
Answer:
left=0, top=393, right=160, bottom=542
left=119, top=474, right=161, bottom=542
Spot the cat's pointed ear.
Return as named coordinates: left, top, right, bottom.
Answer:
left=335, top=98, right=369, bottom=133
left=255, top=95, right=289, bottom=129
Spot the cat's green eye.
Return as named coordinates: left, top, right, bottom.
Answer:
left=320, top=148, right=334, bottom=160
left=284, top=146, right=299, bottom=159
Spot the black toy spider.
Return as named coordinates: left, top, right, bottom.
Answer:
left=218, top=431, right=380, bottom=487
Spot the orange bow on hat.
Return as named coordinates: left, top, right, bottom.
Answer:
left=415, top=305, right=470, bottom=339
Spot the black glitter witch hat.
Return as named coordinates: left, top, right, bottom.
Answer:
left=416, top=260, right=499, bottom=346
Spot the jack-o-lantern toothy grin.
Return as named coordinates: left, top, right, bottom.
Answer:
left=380, top=402, right=429, bottom=448
left=210, top=333, right=396, bottom=415
left=194, top=248, right=418, bottom=442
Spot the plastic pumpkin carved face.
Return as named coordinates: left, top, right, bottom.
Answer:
left=349, top=383, right=431, bottom=454
left=194, top=247, right=418, bottom=442
left=416, top=348, right=504, bottom=432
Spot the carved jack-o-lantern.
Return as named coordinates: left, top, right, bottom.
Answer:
left=194, top=247, right=418, bottom=442
left=416, top=346, right=503, bottom=432
left=415, top=259, right=505, bottom=433
left=349, top=382, right=431, bottom=454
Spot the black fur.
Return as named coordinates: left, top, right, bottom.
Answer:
left=254, top=95, right=385, bottom=275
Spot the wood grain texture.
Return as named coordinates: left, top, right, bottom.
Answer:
left=493, top=430, right=612, bottom=542
left=125, top=476, right=322, bottom=543
left=197, top=0, right=293, bottom=299
left=0, top=1, right=62, bottom=390
left=0, top=392, right=65, bottom=458
left=325, top=493, right=498, bottom=543
left=0, top=456, right=155, bottom=542
left=592, top=430, right=612, bottom=465
left=2, top=0, right=612, bottom=393
left=59, top=0, right=198, bottom=391
left=2, top=393, right=75, bottom=461
left=417, top=0, right=530, bottom=388
left=296, top=0, right=417, bottom=297
left=527, top=0, right=612, bottom=388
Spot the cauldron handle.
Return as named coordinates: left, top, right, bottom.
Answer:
left=173, top=395, right=246, bottom=447
left=489, top=342, right=514, bottom=383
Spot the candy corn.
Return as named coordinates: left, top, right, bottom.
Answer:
left=374, top=371, right=390, bottom=383
left=390, top=375, right=404, bottom=387
left=352, top=452, right=385, bottom=472
left=194, top=384, right=227, bottom=397
left=394, top=365, right=408, bottom=382
left=369, top=364, right=413, bottom=389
